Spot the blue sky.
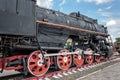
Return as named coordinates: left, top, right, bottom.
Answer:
left=37, top=0, right=120, bottom=42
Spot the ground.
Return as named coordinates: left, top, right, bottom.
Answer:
left=81, top=62, right=120, bottom=80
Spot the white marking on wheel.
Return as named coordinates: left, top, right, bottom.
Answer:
left=78, top=55, right=81, bottom=60
left=38, top=54, right=43, bottom=66
left=37, top=60, right=43, bottom=66
left=63, top=57, right=68, bottom=62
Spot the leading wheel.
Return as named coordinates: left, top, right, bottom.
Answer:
left=73, top=48, right=84, bottom=67
left=57, top=50, right=72, bottom=70
left=27, top=50, right=50, bottom=76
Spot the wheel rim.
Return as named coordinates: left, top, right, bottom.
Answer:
left=27, top=50, right=50, bottom=76
left=73, top=48, right=84, bottom=67
left=57, top=50, right=72, bottom=70
left=85, top=48, right=94, bottom=64
left=94, top=55, right=101, bottom=62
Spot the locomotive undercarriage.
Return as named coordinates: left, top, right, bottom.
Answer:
left=0, top=32, right=112, bottom=76
left=0, top=35, right=37, bottom=74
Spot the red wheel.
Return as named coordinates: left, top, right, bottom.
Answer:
left=57, top=50, right=72, bottom=70
left=85, top=48, right=94, bottom=64
left=27, top=50, right=50, bottom=76
left=85, top=55, right=94, bottom=64
left=73, top=48, right=84, bottom=67
left=94, top=55, right=101, bottom=62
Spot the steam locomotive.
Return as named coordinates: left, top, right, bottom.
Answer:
left=0, top=0, right=113, bottom=76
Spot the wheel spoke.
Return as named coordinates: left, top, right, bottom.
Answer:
left=29, top=57, right=37, bottom=63
left=29, top=63, right=37, bottom=70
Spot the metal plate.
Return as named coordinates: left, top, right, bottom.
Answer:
left=0, top=0, right=36, bottom=36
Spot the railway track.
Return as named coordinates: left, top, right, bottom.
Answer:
left=0, top=55, right=120, bottom=80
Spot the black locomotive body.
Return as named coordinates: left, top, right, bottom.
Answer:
left=36, top=7, right=111, bottom=53
left=0, top=0, right=114, bottom=77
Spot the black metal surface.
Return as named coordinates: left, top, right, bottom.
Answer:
left=37, top=24, right=69, bottom=48
left=0, top=0, right=36, bottom=36
left=36, top=7, right=107, bottom=34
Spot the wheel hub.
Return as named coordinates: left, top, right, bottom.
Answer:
left=37, top=60, right=43, bottom=66
left=38, top=54, right=43, bottom=66
left=78, top=55, right=81, bottom=60
left=63, top=57, right=68, bottom=62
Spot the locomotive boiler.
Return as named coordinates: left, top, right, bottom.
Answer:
left=0, top=0, right=113, bottom=76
